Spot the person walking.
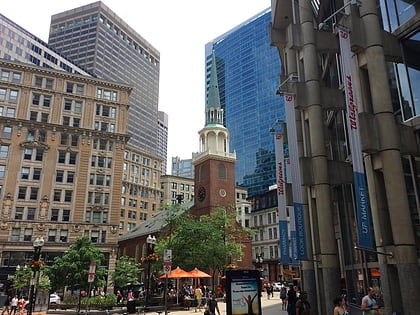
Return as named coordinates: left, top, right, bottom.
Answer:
left=206, top=294, right=220, bottom=315
left=10, top=296, right=17, bottom=315
left=361, top=287, right=383, bottom=315
left=286, top=285, right=298, bottom=315
left=280, top=285, right=287, bottom=310
left=333, top=296, right=349, bottom=315
left=194, top=286, right=203, bottom=312
left=296, top=291, right=311, bottom=315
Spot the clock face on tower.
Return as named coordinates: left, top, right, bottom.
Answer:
left=197, top=186, right=206, bottom=202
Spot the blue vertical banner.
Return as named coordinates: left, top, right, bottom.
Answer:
left=274, top=131, right=290, bottom=264
left=339, top=28, right=374, bottom=250
left=284, top=95, right=308, bottom=259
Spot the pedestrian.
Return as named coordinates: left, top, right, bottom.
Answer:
left=17, top=297, right=25, bottom=315
left=116, top=290, right=122, bottom=303
left=194, top=286, right=203, bottom=312
left=280, top=285, right=287, bottom=310
left=333, top=296, right=349, bottom=315
left=10, top=296, right=17, bottom=315
left=265, top=283, right=272, bottom=300
left=286, top=285, right=298, bottom=315
left=206, top=293, right=220, bottom=315
left=296, top=291, right=311, bottom=315
left=361, top=287, right=383, bottom=315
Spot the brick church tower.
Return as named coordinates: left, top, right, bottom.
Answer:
left=192, top=51, right=237, bottom=217
left=191, top=51, right=252, bottom=269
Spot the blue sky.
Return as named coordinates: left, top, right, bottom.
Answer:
left=2, top=0, right=271, bottom=169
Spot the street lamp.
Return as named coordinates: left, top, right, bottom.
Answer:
left=256, top=253, right=264, bottom=274
left=28, top=237, right=44, bottom=315
left=145, top=235, right=157, bottom=308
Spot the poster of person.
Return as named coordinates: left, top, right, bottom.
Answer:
left=231, top=280, right=259, bottom=315
left=226, top=270, right=261, bottom=315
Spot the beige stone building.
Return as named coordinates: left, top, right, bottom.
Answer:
left=119, top=146, right=162, bottom=234
left=0, top=59, right=130, bottom=287
left=160, top=174, right=195, bottom=205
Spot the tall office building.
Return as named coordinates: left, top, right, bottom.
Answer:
left=157, top=111, right=168, bottom=174
left=205, top=8, right=284, bottom=197
left=48, top=1, right=161, bottom=155
left=0, top=14, right=92, bottom=76
left=171, top=156, right=194, bottom=179
left=271, top=0, right=419, bottom=314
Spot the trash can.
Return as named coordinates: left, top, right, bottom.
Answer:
left=127, top=300, right=136, bottom=313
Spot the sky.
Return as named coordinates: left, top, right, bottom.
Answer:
left=1, top=0, right=271, bottom=170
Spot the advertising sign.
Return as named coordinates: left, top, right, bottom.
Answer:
left=226, top=270, right=262, bottom=315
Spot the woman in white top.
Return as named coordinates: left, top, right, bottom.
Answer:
left=333, top=296, right=349, bottom=315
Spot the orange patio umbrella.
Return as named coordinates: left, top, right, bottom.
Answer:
left=187, top=267, right=211, bottom=278
left=160, top=266, right=189, bottom=304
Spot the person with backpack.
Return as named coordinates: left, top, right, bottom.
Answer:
left=296, top=291, right=311, bottom=315
left=280, top=286, right=287, bottom=310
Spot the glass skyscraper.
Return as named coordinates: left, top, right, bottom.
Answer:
left=48, top=2, right=160, bottom=155
left=205, top=8, right=284, bottom=197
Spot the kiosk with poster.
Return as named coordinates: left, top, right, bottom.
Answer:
left=226, top=270, right=262, bottom=315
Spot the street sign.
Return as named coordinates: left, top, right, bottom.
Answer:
left=88, top=273, right=95, bottom=283
left=163, top=249, right=172, bottom=262
left=89, top=263, right=96, bottom=274
left=163, top=261, right=172, bottom=275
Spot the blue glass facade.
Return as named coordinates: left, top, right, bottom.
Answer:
left=205, top=9, right=284, bottom=197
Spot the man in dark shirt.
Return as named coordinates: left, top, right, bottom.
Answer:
left=286, top=285, right=298, bottom=315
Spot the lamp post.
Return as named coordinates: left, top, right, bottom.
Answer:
left=256, top=253, right=264, bottom=275
left=145, top=235, right=157, bottom=308
left=28, top=237, right=44, bottom=315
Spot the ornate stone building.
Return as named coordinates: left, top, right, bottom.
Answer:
left=0, top=59, right=130, bottom=290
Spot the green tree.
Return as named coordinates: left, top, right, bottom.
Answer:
left=11, top=265, right=51, bottom=296
left=155, top=207, right=248, bottom=281
left=110, top=256, right=142, bottom=289
left=46, top=236, right=107, bottom=295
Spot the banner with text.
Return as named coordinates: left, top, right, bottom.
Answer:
left=274, top=131, right=290, bottom=264
left=339, top=28, right=373, bottom=250
left=285, top=95, right=308, bottom=259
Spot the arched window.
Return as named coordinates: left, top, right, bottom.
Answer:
left=199, top=164, right=206, bottom=181
left=218, top=163, right=226, bottom=179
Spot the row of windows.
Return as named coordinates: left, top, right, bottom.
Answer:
left=87, top=191, right=109, bottom=205
left=0, top=70, right=21, bottom=83
left=169, top=182, right=192, bottom=191
left=0, top=87, right=18, bottom=103
left=11, top=228, right=68, bottom=243
left=98, top=15, right=158, bottom=67
left=120, top=197, right=154, bottom=210
left=10, top=228, right=107, bottom=244
left=253, top=212, right=277, bottom=226
left=254, top=227, right=278, bottom=242
left=124, top=152, right=159, bottom=168
left=121, top=185, right=159, bottom=199
left=120, top=209, right=148, bottom=221
left=119, top=221, right=137, bottom=232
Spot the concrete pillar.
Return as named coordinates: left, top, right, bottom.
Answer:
left=298, top=1, right=340, bottom=313
left=285, top=45, right=318, bottom=314
left=359, top=2, right=420, bottom=314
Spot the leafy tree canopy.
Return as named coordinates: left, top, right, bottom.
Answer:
left=110, top=256, right=142, bottom=289
left=155, top=207, right=247, bottom=275
left=45, top=236, right=106, bottom=292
